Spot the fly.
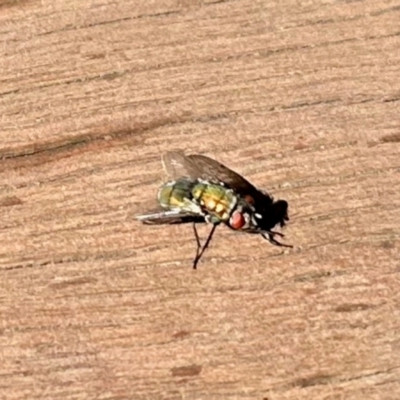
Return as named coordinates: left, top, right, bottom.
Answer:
left=136, top=151, right=292, bottom=269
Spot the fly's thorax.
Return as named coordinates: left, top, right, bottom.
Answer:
left=191, top=181, right=237, bottom=222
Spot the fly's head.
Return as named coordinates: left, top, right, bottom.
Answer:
left=251, top=197, right=289, bottom=232
left=227, top=200, right=255, bottom=231
left=272, top=199, right=289, bottom=227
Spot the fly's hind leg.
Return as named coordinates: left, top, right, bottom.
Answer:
left=192, top=223, right=202, bottom=260
left=192, top=223, right=217, bottom=269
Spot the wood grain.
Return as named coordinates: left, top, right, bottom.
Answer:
left=1, top=0, right=399, bottom=399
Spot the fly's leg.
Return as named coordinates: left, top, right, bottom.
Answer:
left=262, top=232, right=293, bottom=248
left=192, top=223, right=202, bottom=260
left=192, top=223, right=217, bottom=269
left=268, top=230, right=285, bottom=238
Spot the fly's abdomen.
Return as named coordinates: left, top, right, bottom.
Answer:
left=158, top=179, right=203, bottom=214
left=158, top=179, right=193, bottom=208
left=191, top=182, right=237, bottom=222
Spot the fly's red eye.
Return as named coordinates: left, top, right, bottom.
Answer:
left=244, top=195, right=255, bottom=205
left=229, top=211, right=246, bottom=230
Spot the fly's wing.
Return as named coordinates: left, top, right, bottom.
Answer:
left=136, top=209, right=205, bottom=225
left=162, top=151, right=258, bottom=197
left=162, top=151, right=201, bottom=180
left=187, top=154, right=259, bottom=196
left=162, top=151, right=271, bottom=206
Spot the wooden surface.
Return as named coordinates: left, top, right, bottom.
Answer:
left=1, top=1, right=400, bottom=399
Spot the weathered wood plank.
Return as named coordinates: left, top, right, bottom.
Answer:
left=1, top=0, right=399, bottom=399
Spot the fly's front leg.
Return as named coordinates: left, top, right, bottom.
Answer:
left=262, top=232, right=293, bottom=248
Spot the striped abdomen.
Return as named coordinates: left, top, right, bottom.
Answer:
left=158, top=179, right=202, bottom=214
